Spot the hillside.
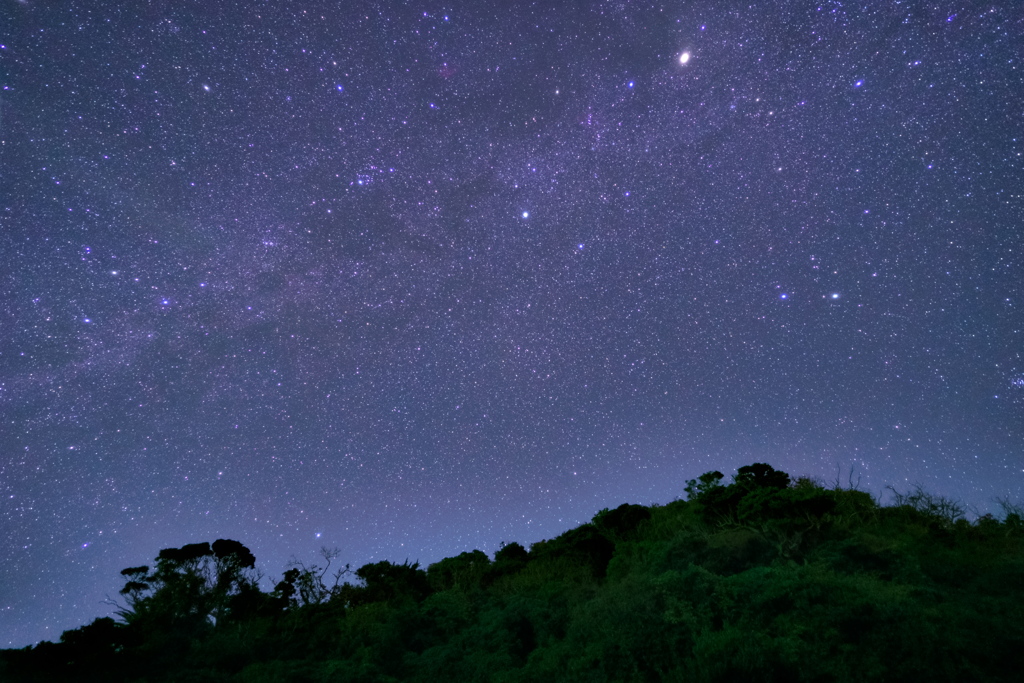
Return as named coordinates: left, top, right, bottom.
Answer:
left=3, top=463, right=1023, bottom=682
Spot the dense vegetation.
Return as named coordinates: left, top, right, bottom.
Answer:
left=4, top=463, right=1023, bottom=682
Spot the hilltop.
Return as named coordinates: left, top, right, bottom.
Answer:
left=3, top=463, right=1023, bottom=682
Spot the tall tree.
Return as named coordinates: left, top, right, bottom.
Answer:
left=118, top=539, right=259, bottom=629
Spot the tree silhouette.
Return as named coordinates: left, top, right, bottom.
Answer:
left=484, top=542, right=531, bottom=585
left=351, top=560, right=431, bottom=606
left=734, top=463, right=791, bottom=491
left=593, top=503, right=652, bottom=540
left=427, top=550, right=491, bottom=592
left=117, top=539, right=260, bottom=629
left=684, top=470, right=725, bottom=501
left=690, top=463, right=794, bottom=527
left=530, top=524, right=615, bottom=578
left=275, top=547, right=350, bottom=606
left=6, top=463, right=1024, bottom=683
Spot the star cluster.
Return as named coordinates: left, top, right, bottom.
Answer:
left=1, top=1, right=1022, bottom=646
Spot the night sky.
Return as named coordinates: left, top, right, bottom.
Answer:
left=2, top=0, right=1022, bottom=647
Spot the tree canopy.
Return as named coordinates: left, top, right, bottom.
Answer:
left=3, top=463, right=1023, bottom=682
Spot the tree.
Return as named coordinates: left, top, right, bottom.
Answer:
left=350, top=560, right=431, bottom=606
left=689, top=464, right=793, bottom=527
left=734, top=463, right=791, bottom=491
left=275, top=547, right=350, bottom=607
left=427, top=550, right=491, bottom=592
left=495, top=542, right=529, bottom=564
left=484, top=542, right=531, bottom=585
left=996, top=497, right=1024, bottom=535
left=684, top=471, right=725, bottom=501
left=530, top=524, right=615, bottom=578
left=593, top=503, right=652, bottom=540
left=117, top=539, right=260, bottom=629
left=735, top=486, right=838, bottom=561
left=886, top=485, right=966, bottom=528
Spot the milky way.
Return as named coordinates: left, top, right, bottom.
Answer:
left=2, top=1, right=1022, bottom=647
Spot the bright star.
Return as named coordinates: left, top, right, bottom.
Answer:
left=780, top=293, right=788, bottom=299
left=522, top=211, right=529, bottom=219
left=831, top=293, right=840, bottom=299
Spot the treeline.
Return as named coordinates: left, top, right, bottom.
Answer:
left=3, top=463, right=1024, bottom=682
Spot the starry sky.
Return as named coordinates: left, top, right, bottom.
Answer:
left=2, top=0, right=1022, bottom=647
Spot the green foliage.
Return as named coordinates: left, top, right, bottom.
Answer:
left=117, top=539, right=262, bottom=633
left=275, top=548, right=351, bottom=607
left=684, top=470, right=724, bottom=501
left=592, top=503, right=652, bottom=541
left=734, top=462, right=792, bottom=491
left=352, top=560, right=432, bottom=606
left=427, top=550, right=491, bottom=592
left=4, top=464, right=1023, bottom=683
left=886, top=484, right=967, bottom=528
left=530, top=524, right=616, bottom=579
